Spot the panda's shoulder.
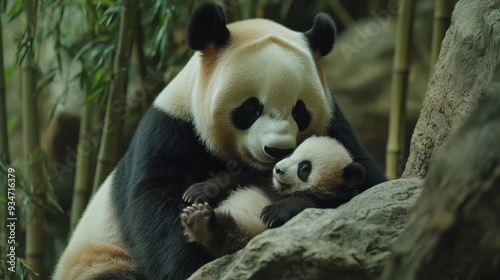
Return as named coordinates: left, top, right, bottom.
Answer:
left=112, top=106, right=214, bottom=185
left=129, top=106, right=200, bottom=156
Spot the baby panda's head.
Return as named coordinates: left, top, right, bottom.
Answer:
left=272, top=136, right=365, bottom=196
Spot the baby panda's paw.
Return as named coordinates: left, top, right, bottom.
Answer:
left=180, top=203, right=214, bottom=242
left=182, top=182, right=219, bottom=205
left=261, top=204, right=294, bottom=228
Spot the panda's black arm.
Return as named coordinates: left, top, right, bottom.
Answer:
left=327, top=96, right=387, bottom=191
left=261, top=196, right=317, bottom=228
left=260, top=190, right=356, bottom=228
left=182, top=171, right=265, bottom=205
left=112, top=107, right=226, bottom=279
left=123, top=177, right=214, bottom=280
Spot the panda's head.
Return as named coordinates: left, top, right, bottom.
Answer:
left=272, top=136, right=365, bottom=195
left=185, top=3, right=336, bottom=170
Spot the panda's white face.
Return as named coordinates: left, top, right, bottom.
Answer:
left=272, top=136, right=354, bottom=194
left=192, top=20, right=332, bottom=170
left=153, top=11, right=335, bottom=171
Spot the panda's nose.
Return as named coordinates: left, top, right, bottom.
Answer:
left=265, top=147, right=293, bottom=159
left=274, top=166, right=284, bottom=175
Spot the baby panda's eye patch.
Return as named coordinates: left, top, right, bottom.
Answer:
left=292, top=100, right=311, bottom=131
left=232, top=97, right=263, bottom=130
left=297, top=160, right=312, bottom=182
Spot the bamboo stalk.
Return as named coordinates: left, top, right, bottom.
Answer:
left=22, top=0, right=45, bottom=278
left=386, top=0, right=416, bottom=179
left=0, top=16, right=9, bottom=164
left=0, top=13, right=10, bottom=266
left=368, top=0, right=382, bottom=14
left=328, top=0, right=355, bottom=28
left=93, top=0, right=139, bottom=191
left=69, top=0, right=98, bottom=231
left=70, top=101, right=98, bottom=231
left=430, top=0, right=455, bottom=75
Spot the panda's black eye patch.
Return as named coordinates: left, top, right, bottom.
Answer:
left=292, top=100, right=311, bottom=131
left=297, top=160, right=311, bottom=182
left=232, top=97, right=263, bottom=130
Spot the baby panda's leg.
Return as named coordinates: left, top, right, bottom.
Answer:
left=181, top=187, right=272, bottom=257
left=181, top=202, right=250, bottom=258
left=181, top=203, right=215, bottom=248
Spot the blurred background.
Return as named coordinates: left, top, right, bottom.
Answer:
left=1, top=0, right=498, bottom=279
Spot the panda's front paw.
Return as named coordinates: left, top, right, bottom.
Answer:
left=261, top=204, right=293, bottom=228
left=182, top=182, right=219, bottom=204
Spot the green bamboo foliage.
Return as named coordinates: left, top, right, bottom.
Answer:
left=386, top=0, right=416, bottom=179
left=430, top=0, right=455, bottom=75
left=93, top=0, right=139, bottom=192
left=22, top=0, right=45, bottom=278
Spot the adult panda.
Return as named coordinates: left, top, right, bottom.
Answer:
left=53, top=2, right=386, bottom=280
left=181, top=136, right=366, bottom=258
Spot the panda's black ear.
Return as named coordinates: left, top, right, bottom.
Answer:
left=186, top=3, right=230, bottom=51
left=304, top=13, right=336, bottom=56
left=343, top=162, right=365, bottom=187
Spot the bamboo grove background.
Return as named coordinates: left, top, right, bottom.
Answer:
left=0, top=0, right=455, bottom=279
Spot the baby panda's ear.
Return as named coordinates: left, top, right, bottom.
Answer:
left=342, top=162, right=365, bottom=187
left=304, top=13, right=336, bottom=56
left=186, top=3, right=230, bottom=51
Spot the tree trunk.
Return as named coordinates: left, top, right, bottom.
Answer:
left=93, top=0, right=139, bottom=191
left=22, top=0, right=45, bottom=278
left=382, top=85, right=500, bottom=280
left=402, top=0, right=500, bottom=178
left=385, top=0, right=415, bottom=179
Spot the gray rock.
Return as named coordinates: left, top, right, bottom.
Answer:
left=403, top=0, right=500, bottom=178
left=189, top=178, right=423, bottom=280
left=382, top=86, right=500, bottom=280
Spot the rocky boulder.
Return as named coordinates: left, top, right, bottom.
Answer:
left=189, top=178, right=423, bottom=280
left=403, top=0, right=500, bottom=178
left=383, top=85, right=500, bottom=280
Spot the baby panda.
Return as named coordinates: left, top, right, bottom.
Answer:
left=180, top=136, right=365, bottom=257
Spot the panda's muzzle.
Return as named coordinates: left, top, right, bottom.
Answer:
left=264, top=146, right=293, bottom=159
left=274, top=166, right=284, bottom=175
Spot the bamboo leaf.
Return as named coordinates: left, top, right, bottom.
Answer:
left=7, top=0, right=24, bottom=22
left=37, top=68, right=57, bottom=92
left=103, top=4, right=124, bottom=16
left=93, top=0, right=116, bottom=7
left=47, top=96, right=60, bottom=124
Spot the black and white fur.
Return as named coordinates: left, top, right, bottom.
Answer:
left=181, top=136, right=365, bottom=257
left=54, top=3, right=386, bottom=280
